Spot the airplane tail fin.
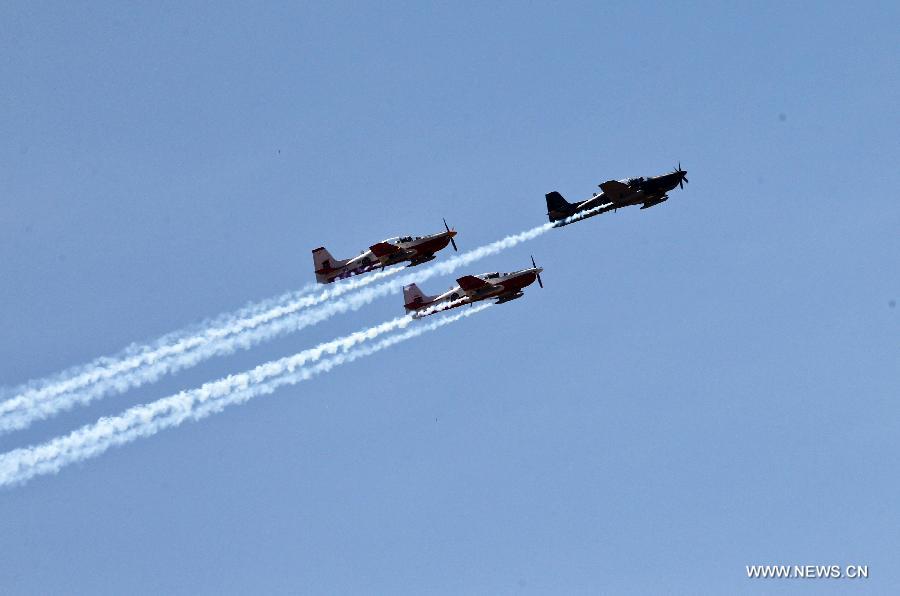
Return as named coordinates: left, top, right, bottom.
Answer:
left=403, top=283, right=436, bottom=312
left=545, top=191, right=574, bottom=222
left=312, top=247, right=348, bottom=283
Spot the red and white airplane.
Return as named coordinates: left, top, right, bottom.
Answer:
left=403, top=257, right=544, bottom=317
left=312, top=219, right=458, bottom=284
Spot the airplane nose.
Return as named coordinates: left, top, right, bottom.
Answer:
left=445, top=228, right=459, bottom=251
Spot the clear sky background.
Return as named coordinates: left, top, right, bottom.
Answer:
left=1, top=2, right=897, bottom=594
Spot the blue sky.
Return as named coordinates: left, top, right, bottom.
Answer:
left=1, top=2, right=897, bottom=593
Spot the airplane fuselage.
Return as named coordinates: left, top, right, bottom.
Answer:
left=314, top=229, right=457, bottom=283
left=548, top=167, right=687, bottom=226
left=611, top=172, right=681, bottom=207
left=379, top=232, right=455, bottom=267
left=587, top=174, right=680, bottom=210
left=315, top=251, right=380, bottom=283
left=409, top=268, right=541, bottom=317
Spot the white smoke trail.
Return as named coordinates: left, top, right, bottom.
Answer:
left=0, top=304, right=490, bottom=488
left=0, top=282, right=320, bottom=400
left=0, top=267, right=404, bottom=431
left=1, top=208, right=598, bottom=434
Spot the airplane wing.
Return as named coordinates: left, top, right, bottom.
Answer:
left=369, top=242, right=403, bottom=258
left=456, top=275, right=498, bottom=295
left=599, top=180, right=630, bottom=199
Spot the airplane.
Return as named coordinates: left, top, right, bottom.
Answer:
left=403, top=256, right=544, bottom=317
left=546, top=163, right=689, bottom=226
left=313, top=219, right=458, bottom=284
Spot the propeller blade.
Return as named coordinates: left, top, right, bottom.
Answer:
left=531, top=255, right=543, bottom=288
left=676, top=162, right=687, bottom=188
left=444, top=217, right=458, bottom=251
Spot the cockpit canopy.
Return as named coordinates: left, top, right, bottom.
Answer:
left=621, top=176, right=644, bottom=185
left=383, top=235, right=421, bottom=245
left=480, top=272, right=502, bottom=280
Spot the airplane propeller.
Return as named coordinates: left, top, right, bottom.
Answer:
left=675, top=161, right=689, bottom=189
left=443, top=217, right=458, bottom=251
left=531, top=255, right=544, bottom=288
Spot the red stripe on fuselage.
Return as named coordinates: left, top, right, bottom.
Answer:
left=410, top=234, right=452, bottom=256
left=497, top=271, right=537, bottom=293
